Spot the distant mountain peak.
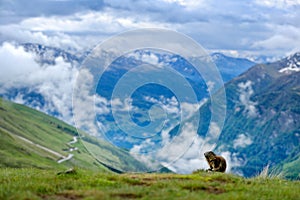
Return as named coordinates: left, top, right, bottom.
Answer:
left=209, top=52, right=256, bottom=82
left=21, top=43, right=82, bottom=65
left=210, top=52, right=256, bottom=64
left=210, top=52, right=234, bottom=61
left=279, top=52, right=300, bottom=73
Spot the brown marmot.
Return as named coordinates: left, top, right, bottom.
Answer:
left=204, top=151, right=226, bottom=173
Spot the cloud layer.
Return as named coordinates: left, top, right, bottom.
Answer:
left=0, top=42, right=78, bottom=123
left=1, top=0, right=300, bottom=59
left=238, top=80, right=258, bottom=118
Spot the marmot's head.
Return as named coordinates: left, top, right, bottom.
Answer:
left=204, top=151, right=216, bottom=161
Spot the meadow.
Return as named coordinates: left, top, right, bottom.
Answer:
left=1, top=168, right=299, bottom=200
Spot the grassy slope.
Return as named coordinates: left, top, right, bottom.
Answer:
left=0, top=98, right=147, bottom=172
left=0, top=168, right=299, bottom=200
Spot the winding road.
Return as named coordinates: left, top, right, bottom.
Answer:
left=10, top=131, right=78, bottom=164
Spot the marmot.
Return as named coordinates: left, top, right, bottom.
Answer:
left=204, top=151, right=226, bottom=173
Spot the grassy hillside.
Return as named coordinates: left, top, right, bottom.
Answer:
left=0, top=168, right=299, bottom=200
left=0, top=98, right=147, bottom=172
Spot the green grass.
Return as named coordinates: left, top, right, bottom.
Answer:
left=0, top=168, right=299, bottom=200
left=0, top=98, right=147, bottom=172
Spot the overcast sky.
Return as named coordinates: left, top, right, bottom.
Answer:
left=1, top=0, right=300, bottom=60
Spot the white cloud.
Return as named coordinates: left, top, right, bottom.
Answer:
left=238, top=80, right=258, bottom=118
left=0, top=10, right=172, bottom=51
left=255, top=0, right=300, bottom=8
left=141, top=53, right=160, bottom=66
left=206, top=122, right=221, bottom=144
left=0, top=42, right=38, bottom=86
left=0, top=42, right=77, bottom=123
left=130, top=138, right=161, bottom=169
left=162, top=0, right=208, bottom=9
left=0, top=24, right=84, bottom=51
left=181, top=101, right=201, bottom=119
left=143, top=95, right=205, bottom=121
left=252, top=24, right=300, bottom=55
left=144, top=96, right=179, bottom=116
left=233, top=134, right=253, bottom=149
left=73, top=68, right=106, bottom=136
left=111, top=97, right=134, bottom=112
left=206, top=81, right=215, bottom=92
left=126, top=51, right=168, bottom=68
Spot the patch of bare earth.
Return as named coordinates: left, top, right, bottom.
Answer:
left=181, top=185, right=225, bottom=194
left=41, top=190, right=104, bottom=200
left=41, top=192, right=83, bottom=200
left=111, top=193, right=143, bottom=199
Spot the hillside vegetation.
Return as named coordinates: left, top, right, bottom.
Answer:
left=0, top=168, right=299, bottom=200
left=0, top=98, right=147, bottom=172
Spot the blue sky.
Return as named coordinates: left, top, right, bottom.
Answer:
left=1, top=0, right=300, bottom=60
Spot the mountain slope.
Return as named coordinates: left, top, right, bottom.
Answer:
left=0, top=98, right=148, bottom=172
left=197, top=52, right=300, bottom=179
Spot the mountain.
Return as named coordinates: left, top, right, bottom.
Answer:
left=196, top=52, right=300, bottom=179
left=211, top=53, right=256, bottom=82
left=0, top=97, right=148, bottom=172
left=21, top=43, right=84, bottom=65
